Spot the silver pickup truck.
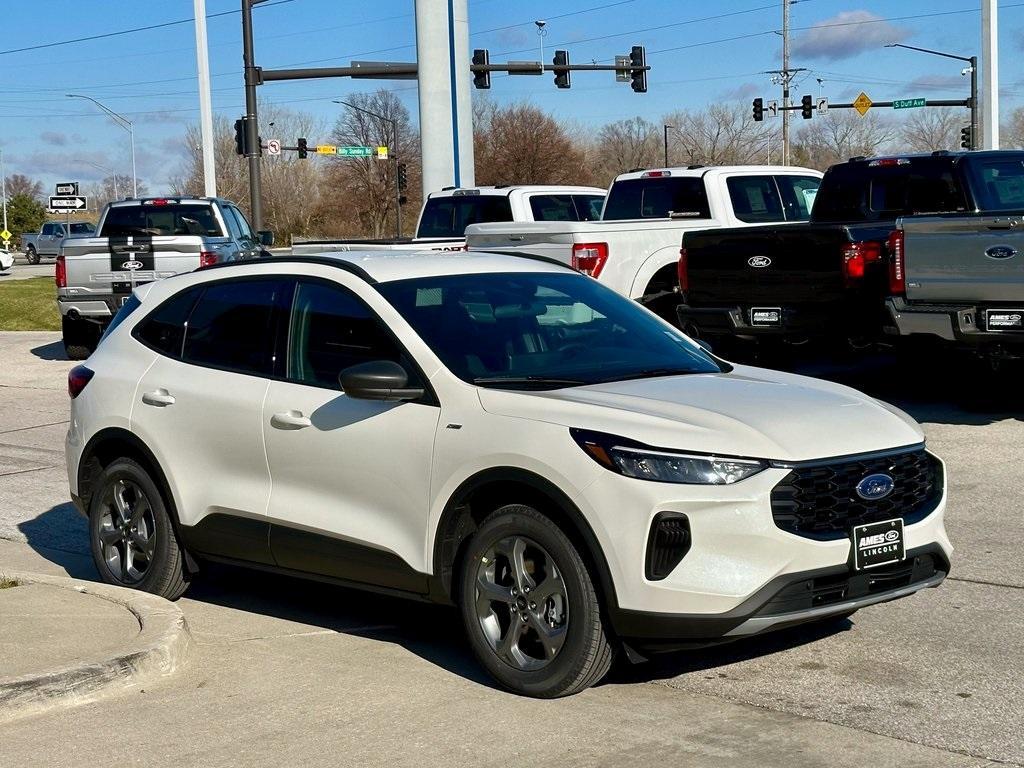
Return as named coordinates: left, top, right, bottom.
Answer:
left=22, top=221, right=96, bottom=263
left=58, top=197, right=271, bottom=359
left=886, top=152, right=1024, bottom=360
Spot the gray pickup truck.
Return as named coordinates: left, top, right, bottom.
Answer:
left=22, top=221, right=96, bottom=263
left=886, top=152, right=1024, bottom=361
left=58, top=197, right=271, bottom=359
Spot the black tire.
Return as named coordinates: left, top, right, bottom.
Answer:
left=458, top=504, right=613, bottom=698
left=62, top=316, right=97, bottom=360
left=88, top=458, right=190, bottom=600
left=26, top=246, right=40, bottom=265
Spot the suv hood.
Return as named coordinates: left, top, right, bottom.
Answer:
left=477, top=365, right=923, bottom=462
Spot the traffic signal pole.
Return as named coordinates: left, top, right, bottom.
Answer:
left=242, top=0, right=263, bottom=230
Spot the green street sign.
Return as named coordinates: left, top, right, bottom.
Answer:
left=893, top=98, right=926, bottom=110
left=336, top=146, right=374, bottom=157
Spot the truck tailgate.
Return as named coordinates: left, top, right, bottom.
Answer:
left=684, top=224, right=854, bottom=305
left=465, top=222, right=576, bottom=265
left=61, top=236, right=203, bottom=301
left=902, top=215, right=1024, bottom=302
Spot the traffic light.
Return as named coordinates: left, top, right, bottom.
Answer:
left=397, top=163, right=408, bottom=191
left=297, top=137, right=308, bottom=159
left=553, top=50, right=571, bottom=89
left=472, top=49, right=491, bottom=89
left=801, top=94, right=813, bottom=119
left=629, top=45, right=647, bottom=93
left=234, top=118, right=245, bottom=156
left=960, top=125, right=972, bottom=149
left=752, top=98, right=764, bottom=122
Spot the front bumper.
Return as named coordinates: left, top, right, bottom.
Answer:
left=886, top=296, right=1024, bottom=347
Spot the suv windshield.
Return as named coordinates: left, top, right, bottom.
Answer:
left=416, top=194, right=514, bottom=238
left=100, top=204, right=223, bottom=237
left=602, top=177, right=711, bottom=220
left=377, top=271, right=724, bottom=389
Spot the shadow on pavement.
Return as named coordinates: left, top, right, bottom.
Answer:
left=16, top=503, right=95, bottom=579
left=30, top=341, right=68, bottom=361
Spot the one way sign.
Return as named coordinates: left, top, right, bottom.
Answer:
left=49, top=195, right=88, bottom=211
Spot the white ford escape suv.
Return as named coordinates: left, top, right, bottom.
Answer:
left=66, top=250, right=951, bottom=697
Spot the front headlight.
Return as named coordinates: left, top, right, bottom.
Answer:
left=572, top=429, right=767, bottom=485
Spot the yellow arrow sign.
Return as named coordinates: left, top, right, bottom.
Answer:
left=853, top=91, right=872, bottom=117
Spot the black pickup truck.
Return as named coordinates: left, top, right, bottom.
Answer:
left=676, top=150, right=1024, bottom=350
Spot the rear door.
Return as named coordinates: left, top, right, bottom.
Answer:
left=902, top=215, right=1024, bottom=302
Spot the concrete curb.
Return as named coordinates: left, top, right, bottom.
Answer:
left=0, top=571, right=192, bottom=724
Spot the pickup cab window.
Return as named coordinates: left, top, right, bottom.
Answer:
left=101, top=204, right=224, bottom=237
left=528, top=194, right=605, bottom=222
left=68, top=222, right=95, bottom=235
left=726, top=177, right=784, bottom=223
left=416, top=194, right=514, bottom=239
left=965, top=156, right=1024, bottom=211
left=602, top=177, right=711, bottom=220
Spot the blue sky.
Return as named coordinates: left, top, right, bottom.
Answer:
left=1, top=0, right=1022, bottom=194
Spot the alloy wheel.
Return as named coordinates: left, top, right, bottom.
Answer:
left=474, top=535, right=569, bottom=671
left=97, top=479, right=157, bottom=585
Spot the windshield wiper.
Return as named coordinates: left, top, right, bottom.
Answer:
left=472, top=376, right=588, bottom=389
left=597, top=368, right=700, bottom=383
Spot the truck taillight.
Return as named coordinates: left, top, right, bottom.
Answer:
left=841, top=241, right=881, bottom=285
left=571, top=243, right=609, bottom=277
left=199, top=251, right=218, bottom=267
left=887, top=229, right=905, bottom=295
left=55, top=255, right=67, bottom=288
left=677, top=246, right=689, bottom=292
left=68, top=365, right=94, bottom=398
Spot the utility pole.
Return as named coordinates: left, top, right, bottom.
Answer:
left=241, top=0, right=264, bottom=230
left=194, top=0, right=217, bottom=196
left=1, top=149, right=7, bottom=236
left=782, top=0, right=790, bottom=166
left=663, top=124, right=672, bottom=167
left=982, top=0, right=999, bottom=149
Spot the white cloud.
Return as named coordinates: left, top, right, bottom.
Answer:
left=792, top=10, right=909, bottom=62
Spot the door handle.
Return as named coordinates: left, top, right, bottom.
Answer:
left=987, top=219, right=1017, bottom=230
left=142, top=389, right=175, bottom=407
left=271, top=410, right=312, bottom=430
left=508, top=235, right=525, bottom=241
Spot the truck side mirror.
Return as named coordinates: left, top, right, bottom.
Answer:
left=257, top=230, right=274, bottom=247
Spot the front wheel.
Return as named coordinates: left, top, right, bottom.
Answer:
left=458, top=505, right=613, bottom=697
left=88, top=458, right=190, bottom=600
left=26, top=247, right=40, bottom=265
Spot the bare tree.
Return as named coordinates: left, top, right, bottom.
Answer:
left=4, top=174, right=44, bottom=201
left=792, top=111, right=897, bottom=170
left=327, top=90, right=420, bottom=239
left=1003, top=106, right=1024, bottom=149
left=590, top=117, right=659, bottom=184
left=473, top=100, right=588, bottom=187
left=84, top=175, right=143, bottom=212
left=898, top=109, right=963, bottom=153
left=663, top=104, right=773, bottom=166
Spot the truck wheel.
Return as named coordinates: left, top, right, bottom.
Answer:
left=26, top=246, right=40, bottom=265
left=458, top=504, right=613, bottom=698
left=62, top=316, right=97, bottom=360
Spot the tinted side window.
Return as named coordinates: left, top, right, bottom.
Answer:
left=965, top=156, right=1024, bottom=210
left=577, top=195, right=605, bottom=221
left=183, top=279, right=288, bottom=376
left=416, top=195, right=514, bottom=238
left=603, top=178, right=711, bottom=220
left=776, top=175, right=821, bottom=220
left=227, top=206, right=255, bottom=240
left=812, top=160, right=966, bottom=222
left=727, top=176, right=784, bottom=223
left=288, top=281, right=412, bottom=390
left=134, top=287, right=202, bottom=358
left=221, top=206, right=243, bottom=239
left=41, top=223, right=55, bottom=236
left=529, top=195, right=576, bottom=222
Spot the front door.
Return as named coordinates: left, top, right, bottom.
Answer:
left=262, top=278, right=440, bottom=591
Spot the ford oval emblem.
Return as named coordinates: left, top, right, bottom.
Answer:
left=855, top=473, right=895, bottom=501
left=121, top=260, right=144, bottom=270
left=748, top=256, right=772, bottom=268
left=985, top=245, right=1018, bottom=260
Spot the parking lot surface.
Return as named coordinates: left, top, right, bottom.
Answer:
left=0, top=331, right=1020, bottom=766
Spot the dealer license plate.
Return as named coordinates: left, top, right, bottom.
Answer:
left=985, top=309, right=1024, bottom=331
left=852, top=518, right=905, bottom=571
left=750, top=307, right=782, bottom=327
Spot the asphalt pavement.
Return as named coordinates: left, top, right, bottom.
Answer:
left=0, top=251, right=55, bottom=281
left=0, top=331, right=1020, bottom=766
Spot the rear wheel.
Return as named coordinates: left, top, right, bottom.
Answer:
left=88, top=458, right=190, bottom=600
left=26, top=246, right=40, bottom=265
left=458, top=504, right=613, bottom=697
left=62, top=316, right=97, bottom=360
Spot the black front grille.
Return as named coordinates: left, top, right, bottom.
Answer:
left=645, top=513, right=691, bottom=580
left=770, top=449, right=942, bottom=540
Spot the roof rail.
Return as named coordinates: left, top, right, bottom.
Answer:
left=194, top=255, right=377, bottom=284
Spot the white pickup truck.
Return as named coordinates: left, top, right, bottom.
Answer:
left=292, top=184, right=605, bottom=255
left=465, top=166, right=822, bottom=317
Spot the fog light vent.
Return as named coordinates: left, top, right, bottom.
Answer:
left=645, top=513, right=691, bottom=581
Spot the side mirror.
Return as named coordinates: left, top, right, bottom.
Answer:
left=257, top=230, right=274, bottom=247
left=339, top=360, right=424, bottom=402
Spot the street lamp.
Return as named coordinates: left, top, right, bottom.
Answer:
left=66, top=94, right=138, bottom=197
left=333, top=99, right=402, bottom=239
left=885, top=42, right=977, bottom=149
